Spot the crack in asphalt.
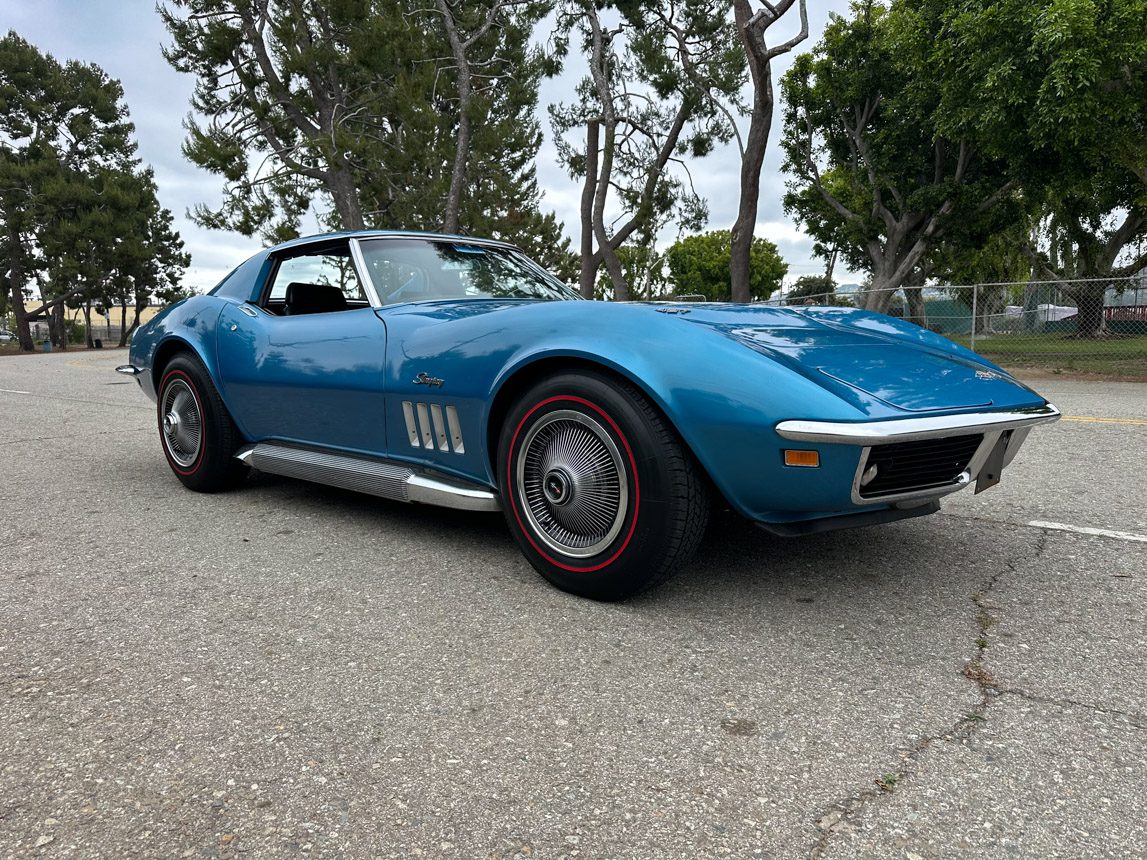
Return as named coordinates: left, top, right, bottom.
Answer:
left=807, top=530, right=1048, bottom=858
left=995, top=687, right=1147, bottom=729
left=0, top=389, right=150, bottom=410
left=1, top=426, right=152, bottom=446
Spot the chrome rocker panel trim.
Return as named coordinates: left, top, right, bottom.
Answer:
left=774, top=403, right=1060, bottom=445
left=235, top=443, right=500, bottom=512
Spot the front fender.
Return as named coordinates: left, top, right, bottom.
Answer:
left=129, top=295, right=228, bottom=401
left=384, top=301, right=869, bottom=520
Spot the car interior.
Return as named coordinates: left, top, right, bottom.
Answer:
left=259, top=243, right=370, bottom=315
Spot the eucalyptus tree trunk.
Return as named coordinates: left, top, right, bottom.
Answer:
left=730, top=0, right=807, bottom=304
left=437, top=0, right=472, bottom=235
left=579, top=120, right=600, bottom=298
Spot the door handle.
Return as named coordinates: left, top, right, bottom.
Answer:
left=239, top=305, right=258, bottom=317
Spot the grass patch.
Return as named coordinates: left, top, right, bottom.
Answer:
left=874, top=773, right=899, bottom=793
left=948, top=334, right=1147, bottom=377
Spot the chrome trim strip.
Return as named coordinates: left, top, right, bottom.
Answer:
left=445, top=405, right=465, bottom=454
left=776, top=404, right=1060, bottom=445
left=348, top=238, right=384, bottom=310
left=239, top=304, right=259, bottom=317
left=402, top=401, right=421, bottom=447
left=115, top=365, right=142, bottom=376
left=430, top=403, right=449, bottom=451
left=406, top=474, right=500, bottom=512
left=236, top=442, right=499, bottom=511
left=415, top=403, right=434, bottom=448
left=250, top=443, right=411, bottom=500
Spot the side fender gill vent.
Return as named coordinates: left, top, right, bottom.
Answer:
left=403, top=401, right=465, bottom=454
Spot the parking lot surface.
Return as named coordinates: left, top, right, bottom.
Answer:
left=1, top=350, right=1144, bottom=859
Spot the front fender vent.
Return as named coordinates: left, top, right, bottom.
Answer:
left=403, top=401, right=465, bottom=454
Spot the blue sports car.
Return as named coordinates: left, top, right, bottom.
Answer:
left=120, top=231, right=1059, bottom=599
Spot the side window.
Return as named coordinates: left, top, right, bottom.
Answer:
left=264, top=246, right=367, bottom=313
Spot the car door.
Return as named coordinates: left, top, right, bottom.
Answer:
left=216, top=239, right=388, bottom=456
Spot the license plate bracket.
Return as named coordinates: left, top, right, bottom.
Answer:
left=975, top=430, right=1012, bottom=494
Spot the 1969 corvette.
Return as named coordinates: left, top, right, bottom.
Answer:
left=119, top=230, right=1060, bottom=599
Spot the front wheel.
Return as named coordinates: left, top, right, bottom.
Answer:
left=157, top=354, right=249, bottom=493
left=498, top=372, right=708, bottom=600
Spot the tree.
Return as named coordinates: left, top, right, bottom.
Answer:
left=666, top=229, right=786, bottom=301
left=729, top=0, right=807, bottom=303
left=0, top=32, right=142, bottom=351
left=162, top=0, right=387, bottom=237
left=786, top=273, right=834, bottom=305
left=779, top=2, right=1016, bottom=315
left=595, top=241, right=671, bottom=301
left=431, top=0, right=548, bottom=234
left=550, top=0, right=746, bottom=300
left=923, top=0, right=1147, bottom=337
left=162, top=0, right=562, bottom=250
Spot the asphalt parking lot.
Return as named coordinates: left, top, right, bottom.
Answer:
left=1, top=350, right=1144, bottom=859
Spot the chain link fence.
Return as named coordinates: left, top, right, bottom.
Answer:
left=781, top=276, right=1147, bottom=375
left=18, top=320, right=130, bottom=349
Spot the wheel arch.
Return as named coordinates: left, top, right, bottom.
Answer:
left=151, top=337, right=205, bottom=393
left=483, top=355, right=725, bottom=505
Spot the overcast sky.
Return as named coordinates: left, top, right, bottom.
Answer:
left=0, top=0, right=857, bottom=292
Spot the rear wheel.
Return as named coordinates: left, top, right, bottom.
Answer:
left=498, top=372, right=708, bottom=600
left=157, top=354, right=248, bottom=492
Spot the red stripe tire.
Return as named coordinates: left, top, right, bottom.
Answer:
left=497, top=371, right=708, bottom=600
left=156, top=354, right=249, bottom=493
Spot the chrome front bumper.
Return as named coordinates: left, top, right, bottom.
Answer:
left=775, top=404, right=1061, bottom=507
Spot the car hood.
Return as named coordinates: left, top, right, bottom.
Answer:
left=651, top=303, right=1039, bottom=413
left=383, top=298, right=1044, bottom=415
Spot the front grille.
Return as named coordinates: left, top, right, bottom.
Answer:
left=858, top=434, right=984, bottom=499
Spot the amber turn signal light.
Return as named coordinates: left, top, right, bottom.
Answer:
left=783, top=449, right=820, bottom=468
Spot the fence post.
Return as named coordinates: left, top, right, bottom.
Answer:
left=970, top=283, right=978, bottom=352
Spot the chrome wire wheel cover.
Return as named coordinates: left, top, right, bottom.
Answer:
left=160, top=378, right=202, bottom=468
left=515, top=409, right=628, bottom=559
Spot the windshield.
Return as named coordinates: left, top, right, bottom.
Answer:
left=357, top=238, right=580, bottom=305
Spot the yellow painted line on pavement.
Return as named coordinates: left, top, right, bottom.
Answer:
left=1061, top=415, right=1147, bottom=426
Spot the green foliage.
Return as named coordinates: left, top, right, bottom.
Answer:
left=786, top=274, right=835, bottom=305
left=505, top=208, right=580, bottom=284
left=594, top=243, right=670, bottom=301
left=919, top=0, right=1147, bottom=335
left=666, top=230, right=786, bottom=301
left=0, top=32, right=188, bottom=349
left=549, top=0, right=746, bottom=297
left=161, top=0, right=566, bottom=254
left=779, top=2, right=1016, bottom=308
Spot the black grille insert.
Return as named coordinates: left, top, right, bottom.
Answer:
left=859, top=434, right=984, bottom=498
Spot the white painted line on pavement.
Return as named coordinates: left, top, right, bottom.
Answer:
left=1029, top=521, right=1147, bottom=544
left=0, top=388, right=31, bottom=395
